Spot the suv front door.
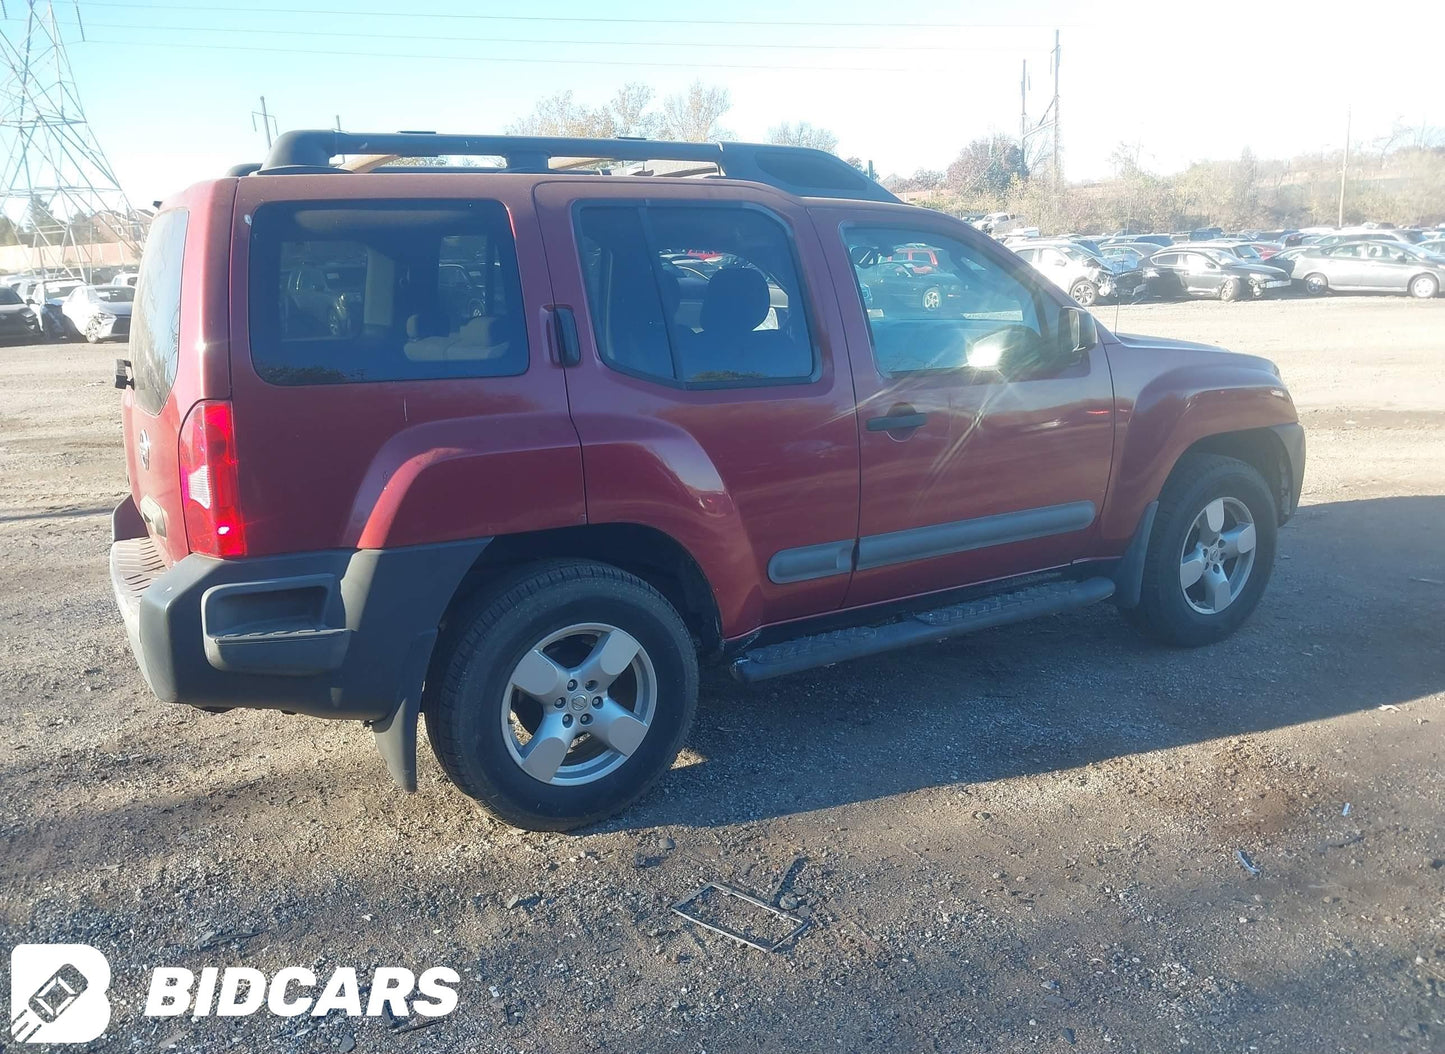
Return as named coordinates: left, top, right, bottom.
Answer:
left=819, top=210, right=1115, bottom=607
left=533, top=182, right=861, bottom=638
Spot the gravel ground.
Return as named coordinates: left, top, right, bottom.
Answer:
left=2, top=296, right=1442, bottom=1053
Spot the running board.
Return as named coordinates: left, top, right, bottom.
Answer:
left=729, top=577, right=1116, bottom=683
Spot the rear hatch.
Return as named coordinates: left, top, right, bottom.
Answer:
left=119, top=180, right=236, bottom=566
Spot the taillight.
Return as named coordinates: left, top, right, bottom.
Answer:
left=178, top=400, right=247, bottom=558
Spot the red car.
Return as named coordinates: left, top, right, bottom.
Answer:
left=110, top=131, right=1304, bottom=830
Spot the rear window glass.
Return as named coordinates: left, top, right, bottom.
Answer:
left=131, top=208, right=189, bottom=415
left=248, top=200, right=527, bottom=386
left=96, top=286, right=135, bottom=303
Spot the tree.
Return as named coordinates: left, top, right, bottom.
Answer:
left=661, top=81, right=731, bottom=142
left=766, top=121, right=839, bottom=154
left=945, top=135, right=1028, bottom=197
left=507, top=89, right=614, bottom=138
left=608, top=83, right=662, bottom=139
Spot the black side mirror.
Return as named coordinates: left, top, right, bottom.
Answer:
left=1058, top=306, right=1098, bottom=357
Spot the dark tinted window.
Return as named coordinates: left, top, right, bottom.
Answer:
left=846, top=224, right=1049, bottom=375
left=0, top=286, right=20, bottom=305
left=249, top=200, right=527, bottom=386
left=131, top=208, right=188, bottom=415
left=575, top=204, right=814, bottom=386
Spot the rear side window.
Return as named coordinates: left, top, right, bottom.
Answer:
left=248, top=200, right=527, bottom=385
left=131, top=208, right=188, bottom=415
left=575, top=204, right=815, bottom=387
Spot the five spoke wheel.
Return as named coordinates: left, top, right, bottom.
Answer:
left=503, top=623, right=657, bottom=786
left=1178, top=496, right=1257, bottom=615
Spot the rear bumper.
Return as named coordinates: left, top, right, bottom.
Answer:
left=109, top=497, right=488, bottom=720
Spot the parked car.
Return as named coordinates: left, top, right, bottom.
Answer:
left=886, top=245, right=942, bottom=274
left=1192, top=240, right=1287, bottom=265
left=1012, top=239, right=1147, bottom=307
left=1104, top=233, right=1173, bottom=249
left=1146, top=247, right=1290, bottom=301
left=1417, top=239, right=1445, bottom=258
left=109, top=130, right=1304, bottom=831
left=1313, top=228, right=1426, bottom=248
left=1291, top=241, right=1445, bottom=298
left=109, top=271, right=141, bottom=288
left=0, top=283, right=41, bottom=341
left=60, top=284, right=134, bottom=342
left=21, top=278, right=85, bottom=338
left=857, top=257, right=965, bottom=315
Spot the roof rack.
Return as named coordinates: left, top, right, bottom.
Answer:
left=251, top=130, right=899, bottom=204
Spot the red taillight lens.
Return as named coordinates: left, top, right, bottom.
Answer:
left=178, top=400, right=247, bottom=558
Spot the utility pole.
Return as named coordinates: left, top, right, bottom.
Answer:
left=1051, top=29, right=1061, bottom=189
left=1337, top=106, right=1351, bottom=228
left=1019, top=59, right=1028, bottom=154
left=251, top=95, right=277, bottom=149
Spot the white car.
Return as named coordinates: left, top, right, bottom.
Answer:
left=60, top=284, right=134, bottom=342
left=109, top=271, right=140, bottom=288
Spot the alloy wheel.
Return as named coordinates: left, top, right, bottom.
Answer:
left=500, top=622, right=657, bottom=786
left=1179, top=497, right=1257, bottom=615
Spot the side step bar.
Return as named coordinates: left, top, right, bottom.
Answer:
left=729, top=577, right=1116, bottom=683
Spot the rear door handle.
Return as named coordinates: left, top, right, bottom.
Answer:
left=548, top=305, right=581, bottom=367
left=866, top=411, right=928, bottom=432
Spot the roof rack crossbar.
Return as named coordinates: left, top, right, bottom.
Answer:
left=256, top=130, right=899, bottom=204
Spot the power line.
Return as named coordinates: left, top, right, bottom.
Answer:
left=29, top=18, right=1053, bottom=54
left=73, top=35, right=1013, bottom=73
left=73, top=0, right=1071, bottom=30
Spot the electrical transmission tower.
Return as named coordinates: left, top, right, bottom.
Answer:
left=0, top=0, right=144, bottom=279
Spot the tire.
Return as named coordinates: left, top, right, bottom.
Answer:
left=1069, top=280, right=1098, bottom=307
left=1122, top=454, right=1277, bottom=648
left=920, top=286, right=943, bottom=312
left=1409, top=274, right=1439, bottom=299
left=84, top=318, right=102, bottom=343
left=1302, top=272, right=1329, bottom=297
left=424, top=560, right=698, bottom=831
left=1219, top=277, right=1242, bottom=302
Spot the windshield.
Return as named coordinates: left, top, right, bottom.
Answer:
left=0, top=286, right=21, bottom=305
left=95, top=286, right=135, bottom=303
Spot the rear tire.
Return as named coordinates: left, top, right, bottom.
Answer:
left=1122, top=454, right=1277, bottom=647
left=1303, top=273, right=1329, bottom=296
left=424, top=560, right=698, bottom=831
left=1409, top=274, right=1439, bottom=299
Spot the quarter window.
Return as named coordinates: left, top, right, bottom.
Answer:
left=845, top=225, right=1049, bottom=375
left=248, top=200, right=527, bottom=386
left=130, top=208, right=188, bottom=415
left=575, top=204, right=815, bottom=386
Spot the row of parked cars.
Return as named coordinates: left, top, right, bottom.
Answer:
left=0, top=269, right=138, bottom=343
left=995, top=225, right=1445, bottom=306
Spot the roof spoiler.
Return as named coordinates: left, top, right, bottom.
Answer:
left=252, top=129, right=899, bottom=203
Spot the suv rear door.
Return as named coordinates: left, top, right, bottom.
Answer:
left=817, top=207, right=1115, bottom=608
left=532, top=180, right=860, bottom=638
left=227, top=175, right=584, bottom=556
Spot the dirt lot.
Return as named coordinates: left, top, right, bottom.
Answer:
left=2, top=296, right=1442, bottom=1053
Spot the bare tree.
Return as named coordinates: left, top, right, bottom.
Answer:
left=766, top=121, right=839, bottom=153
left=608, top=83, right=662, bottom=139
left=507, top=90, right=614, bottom=138
left=661, top=81, right=731, bottom=142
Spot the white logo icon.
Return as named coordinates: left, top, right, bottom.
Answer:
left=10, top=944, right=112, bottom=1044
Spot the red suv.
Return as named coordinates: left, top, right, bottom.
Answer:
left=111, top=131, right=1304, bottom=830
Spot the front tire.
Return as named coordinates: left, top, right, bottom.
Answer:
left=1070, top=279, right=1098, bottom=307
left=920, top=286, right=943, bottom=312
left=1219, top=277, right=1242, bottom=302
left=1409, top=274, right=1439, bottom=299
left=1123, top=454, right=1277, bottom=647
left=425, top=560, right=698, bottom=831
left=1303, top=272, right=1329, bottom=297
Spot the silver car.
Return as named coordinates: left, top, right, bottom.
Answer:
left=1012, top=239, right=1148, bottom=307
left=1293, top=241, right=1445, bottom=298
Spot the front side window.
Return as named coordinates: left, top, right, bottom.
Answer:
left=575, top=204, right=814, bottom=386
left=249, top=200, right=527, bottom=386
left=845, top=224, right=1049, bottom=375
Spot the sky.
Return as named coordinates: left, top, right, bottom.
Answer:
left=7, top=0, right=1442, bottom=206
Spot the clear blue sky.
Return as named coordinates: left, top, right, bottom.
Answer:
left=10, top=0, right=1441, bottom=205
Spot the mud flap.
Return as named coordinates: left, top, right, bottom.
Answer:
left=371, top=631, right=437, bottom=792
left=1112, top=500, right=1158, bottom=610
